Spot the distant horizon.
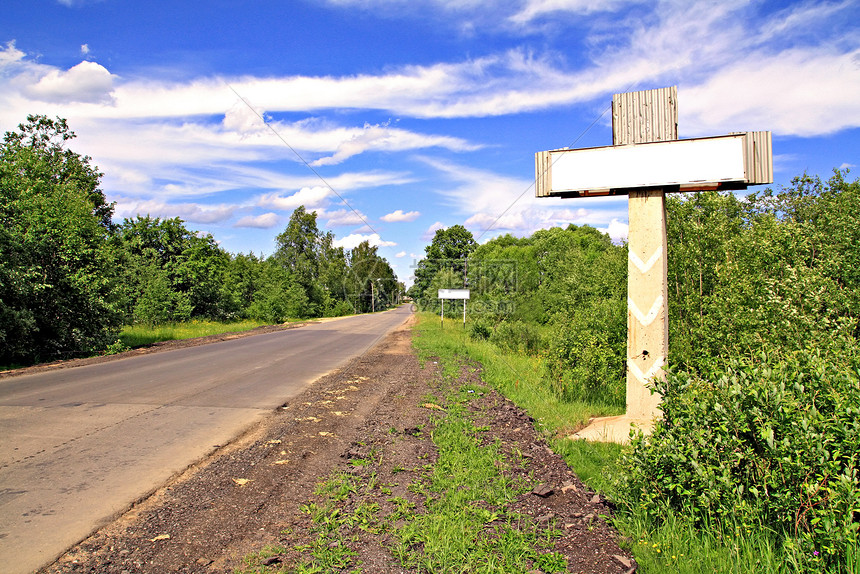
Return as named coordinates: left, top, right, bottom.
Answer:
left=2, top=0, right=858, bottom=286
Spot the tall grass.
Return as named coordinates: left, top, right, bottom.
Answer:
left=119, top=319, right=274, bottom=348
left=414, top=315, right=622, bottom=434
left=413, top=312, right=850, bottom=573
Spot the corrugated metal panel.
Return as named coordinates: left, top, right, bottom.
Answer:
left=612, top=86, right=678, bottom=145
left=745, top=131, right=773, bottom=184
left=535, top=150, right=552, bottom=197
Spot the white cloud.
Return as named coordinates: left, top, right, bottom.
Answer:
left=422, top=221, right=447, bottom=240
left=0, top=42, right=25, bottom=66
left=758, top=1, right=853, bottom=42
left=683, top=47, right=860, bottom=137
left=421, top=156, right=628, bottom=240
left=323, top=209, right=370, bottom=227
left=395, top=251, right=407, bottom=257
left=310, top=122, right=480, bottom=166
left=24, top=61, right=116, bottom=104
left=113, top=199, right=236, bottom=224
left=381, top=209, right=421, bottom=222
left=258, top=186, right=333, bottom=211
left=840, top=162, right=855, bottom=170
left=324, top=171, right=416, bottom=190
left=601, top=218, right=629, bottom=244
left=334, top=233, right=397, bottom=249
left=510, top=0, right=642, bottom=23
left=235, top=213, right=281, bottom=228
left=80, top=44, right=90, bottom=55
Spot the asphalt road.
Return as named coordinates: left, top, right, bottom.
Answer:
left=0, top=306, right=411, bottom=574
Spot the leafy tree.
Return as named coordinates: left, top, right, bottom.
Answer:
left=411, top=224, right=476, bottom=305
left=0, top=115, right=120, bottom=364
left=348, top=240, right=397, bottom=313
left=317, top=231, right=352, bottom=316
left=247, top=260, right=309, bottom=322
left=273, top=206, right=324, bottom=313
left=666, top=171, right=860, bottom=372
left=115, top=216, right=232, bottom=322
left=222, top=252, right=265, bottom=317
left=133, top=262, right=192, bottom=325
left=2, top=115, right=112, bottom=228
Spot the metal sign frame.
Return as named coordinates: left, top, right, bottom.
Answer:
left=438, top=289, right=470, bottom=327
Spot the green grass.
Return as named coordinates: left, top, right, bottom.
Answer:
left=413, top=315, right=623, bottom=435
left=118, top=319, right=282, bottom=348
left=393, top=382, right=567, bottom=573
left=412, top=312, right=850, bottom=574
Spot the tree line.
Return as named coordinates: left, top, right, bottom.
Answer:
left=0, top=115, right=401, bottom=366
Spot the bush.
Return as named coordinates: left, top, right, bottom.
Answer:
left=489, top=320, right=542, bottom=354
left=323, top=299, right=354, bottom=318
left=468, top=320, right=492, bottom=341
left=620, top=344, right=860, bottom=570
left=248, top=280, right=309, bottom=322
left=544, top=299, right=626, bottom=406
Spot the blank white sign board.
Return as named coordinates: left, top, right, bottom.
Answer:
left=546, top=134, right=747, bottom=194
left=438, top=289, right=470, bottom=300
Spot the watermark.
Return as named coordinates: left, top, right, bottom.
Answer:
left=410, top=258, right=519, bottom=294
left=408, top=298, right=516, bottom=315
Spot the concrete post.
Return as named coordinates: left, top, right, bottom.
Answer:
left=625, top=189, right=669, bottom=420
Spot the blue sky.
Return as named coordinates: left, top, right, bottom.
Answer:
left=2, top=0, right=858, bottom=285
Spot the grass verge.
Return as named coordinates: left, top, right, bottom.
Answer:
left=413, top=312, right=842, bottom=573
left=393, top=384, right=567, bottom=573
left=118, top=319, right=280, bottom=348
left=413, top=316, right=623, bottom=435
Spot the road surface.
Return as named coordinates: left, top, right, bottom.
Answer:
left=0, top=306, right=411, bottom=574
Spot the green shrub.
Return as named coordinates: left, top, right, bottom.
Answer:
left=323, top=299, right=354, bottom=317
left=248, top=280, right=309, bottom=322
left=544, top=299, right=626, bottom=406
left=490, top=319, right=542, bottom=354
left=620, top=345, right=860, bottom=570
left=468, top=320, right=492, bottom=340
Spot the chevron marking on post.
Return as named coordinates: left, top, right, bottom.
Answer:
left=628, top=295, right=663, bottom=327
left=627, top=355, right=665, bottom=384
left=629, top=246, right=663, bottom=274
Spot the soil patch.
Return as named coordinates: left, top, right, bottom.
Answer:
left=40, top=318, right=636, bottom=573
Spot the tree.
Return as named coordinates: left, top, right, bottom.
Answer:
left=666, top=170, right=860, bottom=372
left=115, top=216, right=232, bottom=322
left=348, top=241, right=397, bottom=313
left=222, top=252, right=265, bottom=317
left=317, top=232, right=352, bottom=316
left=273, top=207, right=322, bottom=307
left=247, top=260, right=309, bottom=322
left=0, top=116, right=120, bottom=364
left=411, top=225, right=476, bottom=305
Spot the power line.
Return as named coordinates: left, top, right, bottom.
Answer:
left=474, top=83, right=637, bottom=242
left=226, top=83, right=379, bottom=237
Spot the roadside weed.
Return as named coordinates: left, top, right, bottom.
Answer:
left=119, top=319, right=273, bottom=348
left=391, top=367, right=568, bottom=573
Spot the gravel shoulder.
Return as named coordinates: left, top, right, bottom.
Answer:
left=39, top=317, right=636, bottom=573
